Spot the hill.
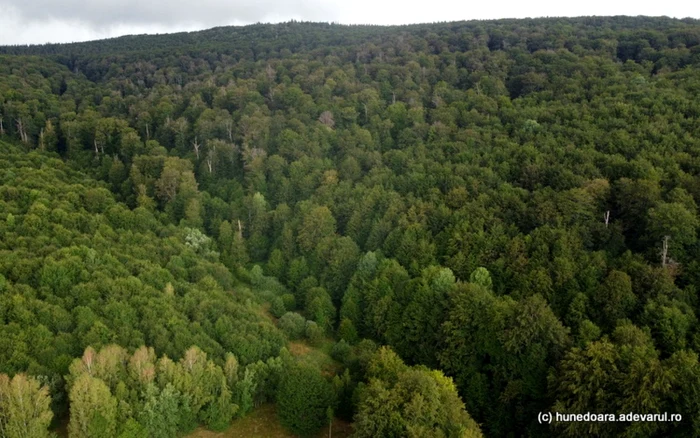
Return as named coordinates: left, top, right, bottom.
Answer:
left=2, top=16, right=700, bottom=437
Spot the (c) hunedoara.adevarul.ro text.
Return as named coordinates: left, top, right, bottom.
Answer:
left=538, top=411, right=682, bottom=424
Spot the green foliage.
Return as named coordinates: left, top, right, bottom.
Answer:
left=353, top=346, right=483, bottom=438
left=0, top=144, right=284, bottom=395
left=337, top=318, right=359, bottom=345
left=305, top=321, right=325, bottom=346
left=0, top=374, right=54, bottom=438
left=64, top=345, right=243, bottom=437
left=68, top=374, right=118, bottom=438
left=469, top=267, right=493, bottom=290
left=439, top=285, right=570, bottom=435
left=304, top=287, right=336, bottom=333
left=270, top=296, right=286, bottom=318
left=204, top=377, right=237, bottom=431
left=280, top=293, right=296, bottom=311
left=278, top=312, right=307, bottom=340
left=276, top=363, right=335, bottom=437
left=139, top=384, right=182, bottom=438
left=297, top=206, right=336, bottom=254
left=4, top=15, right=700, bottom=437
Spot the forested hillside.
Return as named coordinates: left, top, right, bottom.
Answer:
left=2, top=16, right=700, bottom=437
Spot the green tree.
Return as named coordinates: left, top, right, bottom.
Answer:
left=139, top=384, right=182, bottom=438
left=277, top=364, right=335, bottom=437
left=0, top=374, right=54, bottom=438
left=353, top=347, right=482, bottom=438
left=298, top=206, right=336, bottom=254
left=68, top=374, right=118, bottom=438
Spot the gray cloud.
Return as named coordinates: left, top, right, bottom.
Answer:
left=1, top=0, right=338, bottom=28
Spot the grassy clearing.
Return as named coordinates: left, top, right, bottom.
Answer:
left=289, top=338, right=342, bottom=376
left=186, top=404, right=353, bottom=438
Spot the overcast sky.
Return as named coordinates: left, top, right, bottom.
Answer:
left=1, top=0, right=698, bottom=46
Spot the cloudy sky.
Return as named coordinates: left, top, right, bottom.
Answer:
left=1, top=0, right=698, bottom=46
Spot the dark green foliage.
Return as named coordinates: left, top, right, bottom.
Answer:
left=305, top=321, right=324, bottom=346
left=139, top=384, right=181, bottom=438
left=330, top=340, right=353, bottom=364
left=278, top=312, right=306, bottom=340
left=337, top=318, right=359, bottom=345
left=276, top=364, right=334, bottom=437
left=304, top=287, right=336, bottom=333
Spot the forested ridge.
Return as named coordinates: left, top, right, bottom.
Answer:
left=2, top=15, right=700, bottom=437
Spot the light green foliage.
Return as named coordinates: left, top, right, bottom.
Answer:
left=68, top=374, right=118, bottom=438
left=204, top=376, right=237, bottom=431
left=250, top=265, right=264, bottom=286
left=270, top=296, right=286, bottom=318
left=647, top=202, right=699, bottom=261
left=0, top=143, right=284, bottom=404
left=353, top=347, right=482, bottom=438
left=233, top=368, right=256, bottom=417
left=65, top=345, right=242, bottom=437
left=0, top=374, right=54, bottom=438
left=184, top=227, right=212, bottom=253
left=469, top=267, right=493, bottom=290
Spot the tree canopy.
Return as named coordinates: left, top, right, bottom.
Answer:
left=3, top=15, right=700, bottom=437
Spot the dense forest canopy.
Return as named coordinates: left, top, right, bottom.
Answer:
left=2, top=15, right=700, bottom=437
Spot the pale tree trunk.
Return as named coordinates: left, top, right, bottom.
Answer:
left=604, top=211, right=610, bottom=228
left=16, top=119, right=28, bottom=143
left=237, top=220, right=243, bottom=240
left=0, top=116, right=5, bottom=135
left=225, top=120, right=234, bottom=142
left=661, top=235, right=670, bottom=267
left=192, top=137, right=201, bottom=160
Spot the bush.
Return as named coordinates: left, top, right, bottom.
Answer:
left=270, top=296, right=286, bottom=318
left=337, top=318, right=359, bottom=344
left=278, top=312, right=306, bottom=339
left=331, top=340, right=352, bottom=364
left=305, top=321, right=324, bottom=346
left=281, top=293, right=296, bottom=311
left=276, top=364, right=334, bottom=437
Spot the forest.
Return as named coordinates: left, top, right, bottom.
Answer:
left=2, top=15, right=700, bottom=437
